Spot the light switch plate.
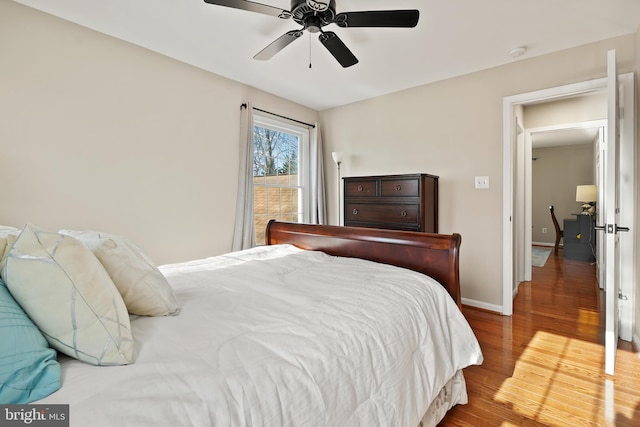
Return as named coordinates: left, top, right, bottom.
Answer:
left=475, top=176, right=489, bottom=189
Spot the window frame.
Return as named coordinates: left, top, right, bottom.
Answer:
left=252, top=114, right=311, bottom=243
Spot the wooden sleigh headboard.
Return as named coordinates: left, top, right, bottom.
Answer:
left=265, top=220, right=462, bottom=309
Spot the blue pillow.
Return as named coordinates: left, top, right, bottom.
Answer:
left=0, top=278, right=61, bottom=403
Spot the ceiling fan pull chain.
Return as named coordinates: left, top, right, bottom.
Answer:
left=309, top=32, right=312, bottom=68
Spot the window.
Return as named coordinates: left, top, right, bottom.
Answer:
left=252, top=115, right=310, bottom=245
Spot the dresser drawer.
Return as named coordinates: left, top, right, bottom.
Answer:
left=345, top=180, right=377, bottom=197
left=342, top=174, right=438, bottom=233
left=345, top=203, right=419, bottom=225
left=380, top=178, right=419, bottom=197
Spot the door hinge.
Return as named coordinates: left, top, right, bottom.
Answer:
left=619, top=291, right=628, bottom=301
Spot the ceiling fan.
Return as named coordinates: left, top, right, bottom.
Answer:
left=203, top=0, right=419, bottom=68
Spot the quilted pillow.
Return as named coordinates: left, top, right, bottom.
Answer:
left=1, top=224, right=134, bottom=366
left=0, top=278, right=61, bottom=403
left=60, top=230, right=180, bottom=317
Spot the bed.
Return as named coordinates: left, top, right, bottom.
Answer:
left=1, top=221, right=482, bottom=426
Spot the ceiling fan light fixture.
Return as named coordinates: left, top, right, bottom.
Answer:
left=305, top=16, right=323, bottom=33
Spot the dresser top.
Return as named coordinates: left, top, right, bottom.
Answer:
left=343, top=173, right=439, bottom=180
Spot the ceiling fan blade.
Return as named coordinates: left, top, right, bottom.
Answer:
left=203, top=0, right=292, bottom=19
left=335, top=10, right=419, bottom=28
left=253, top=30, right=303, bottom=61
left=319, top=31, right=358, bottom=68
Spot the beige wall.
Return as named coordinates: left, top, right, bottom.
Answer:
left=319, top=33, right=638, bottom=308
left=0, top=1, right=318, bottom=264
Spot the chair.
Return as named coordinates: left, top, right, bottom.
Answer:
left=549, top=205, right=563, bottom=255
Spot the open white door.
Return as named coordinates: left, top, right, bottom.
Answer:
left=616, top=73, right=636, bottom=343
left=595, top=126, right=605, bottom=289
left=600, top=49, right=625, bottom=376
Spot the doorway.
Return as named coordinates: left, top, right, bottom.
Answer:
left=502, top=74, right=635, bottom=333
left=523, top=119, right=606, bottom=283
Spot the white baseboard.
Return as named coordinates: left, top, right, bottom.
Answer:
left=462, top=297, right=503, bottom=314
left=633, top=333, right=640, bottom=355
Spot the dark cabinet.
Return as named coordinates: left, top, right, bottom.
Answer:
left=343, top=174, right=438, bottom=232
left=563, top=215, right=596, bottom=262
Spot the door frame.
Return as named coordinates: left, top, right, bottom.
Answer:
left=522, top=120, right=607, bottom=282
left=502, top=74, right=635, bottom=319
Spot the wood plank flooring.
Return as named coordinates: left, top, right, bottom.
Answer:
left=439, top=249, right=640, bottom=426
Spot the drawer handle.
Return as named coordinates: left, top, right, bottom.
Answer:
left=357, top=185, right=364, bottom=192
left=395, top=185, right=402, bottom=191
left=352, top=208, right=359, bottom=215
left=401, top=210, right=407, bottom=217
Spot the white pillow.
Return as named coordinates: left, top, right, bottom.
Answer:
left=60, top=230, right=180, bottom=317
left=1, top=224, right=134, bottom=366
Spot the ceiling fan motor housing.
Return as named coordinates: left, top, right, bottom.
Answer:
left=292, top=0, right=336, bottom=28
left=306, top=0, right=331, bottom=12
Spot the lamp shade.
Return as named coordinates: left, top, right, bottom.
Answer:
left=576, top=185, right=597, bottom=202
left=331, top=152, right=343, bottom=165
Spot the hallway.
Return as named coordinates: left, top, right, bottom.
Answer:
left=440, top=251, right=640, bottom=426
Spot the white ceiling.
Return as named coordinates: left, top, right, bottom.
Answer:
left=12, top=0, right=640, bottom=111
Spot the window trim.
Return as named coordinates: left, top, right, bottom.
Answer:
left=252, top=114, right=311, bottom=236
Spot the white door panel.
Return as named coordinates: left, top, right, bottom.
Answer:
left=602, top=49, right=619, bottom=376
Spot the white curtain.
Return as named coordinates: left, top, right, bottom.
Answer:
left=231, top=103, right=255, bottom=251
left=310, top=123, right=327, bottom=225
left=233, top=105, right=327, bottom=251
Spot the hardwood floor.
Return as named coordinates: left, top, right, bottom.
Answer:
left=439, top=249, right=640, bottom=426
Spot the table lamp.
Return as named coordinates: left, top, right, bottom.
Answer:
left=576, top=185, right=596, bottom=215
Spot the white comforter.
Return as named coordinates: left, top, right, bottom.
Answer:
left=39, top=244, right=482, bottom=426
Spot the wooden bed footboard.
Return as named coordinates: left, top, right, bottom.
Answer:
left=265, top=220, right=462, bottom=309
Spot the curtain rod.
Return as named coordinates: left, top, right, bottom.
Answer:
left=240, top=103, right=315, bottom=128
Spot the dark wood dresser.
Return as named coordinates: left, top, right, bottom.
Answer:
left=343, top=174, right=438, bottom=232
